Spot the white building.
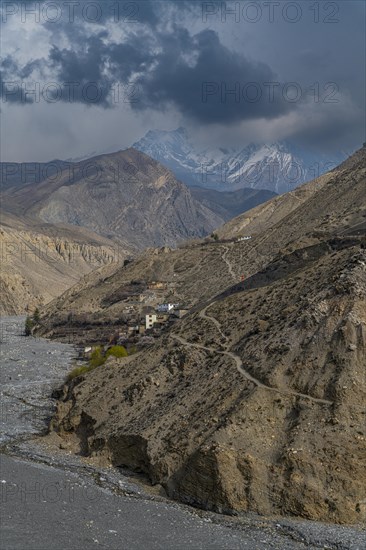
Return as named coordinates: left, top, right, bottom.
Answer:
left=157, top=303, right=174, bottom=313
left=145, top=314, right=157, bottom=329
left=236, top=236, right=252, bottom=242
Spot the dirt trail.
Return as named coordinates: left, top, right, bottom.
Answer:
left=221, top=244, right=237, bottom=281
left=173, top=304, right=333, bottom=407
left=198, top=304, right=229, bottom=343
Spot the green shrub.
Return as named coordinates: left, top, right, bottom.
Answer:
left=33, top=307, right=41, bottom=323
left=67, top=344, right=129, bottom=382
left=89, top=346, right=106, bottom=367
left=105, top=345, right=128, bottom=358
left=24, top=315, right=34, bottom=336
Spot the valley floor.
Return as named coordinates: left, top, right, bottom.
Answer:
left=0, top=317, right=365, bottom=549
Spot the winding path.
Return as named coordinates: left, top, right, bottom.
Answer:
left=199, top=304, right=229, bottom=343
left=173, top=304, right=333, bottom=407
left=221, top=244, right=237, bottom=281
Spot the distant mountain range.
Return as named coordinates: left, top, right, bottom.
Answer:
left=133, top=127, right=347, bottom=193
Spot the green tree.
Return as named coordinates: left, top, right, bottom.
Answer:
left=25, top=316, right=34, bottom=336
left=33, top=307, right=41, bottom=324
left=211, top=233, right=219, bottom=241
left=105, top=345, right=128, bottom=359
left=89, top=346, right=106, bottom=368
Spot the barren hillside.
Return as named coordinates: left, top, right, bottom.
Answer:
left=48, top=147, right=366, bottom=523
left=53, top=240, right=366, bottom=523
left=0, top=214, right=127, bottom=315
left=2, top=148, right=223, bottom=249
left=38, top=146, right=365, bottom=341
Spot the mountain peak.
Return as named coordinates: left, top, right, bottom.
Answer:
left=133, top=128, right=347, bottom=194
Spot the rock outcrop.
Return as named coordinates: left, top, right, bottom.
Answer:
left=0, top=220, right=125, bottom=314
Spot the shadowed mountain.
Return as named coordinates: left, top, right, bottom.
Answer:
left=1, top=149, right=277, bottom=313
left=37, top=145, right=365, bottom=338
left=189, top=186, right=276, bottom=221
left=1, top=148, right=224, bottom=250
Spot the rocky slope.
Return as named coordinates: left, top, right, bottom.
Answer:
left=1, top=148, right=246, bottom=314
left=2, top=148, right=223, bottom=250
left=0, top=214, right=127, bottom=315
left=0, top=160, right=71, bottom=191
left=217, top=145, right=366, bottom=241
left=47, top=147, right=366, bottom=523
left=37, top=146, right=366, bottom=342
left=52, top=239, right=366, bottom=524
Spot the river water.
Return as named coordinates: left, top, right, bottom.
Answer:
left=0, top=316, right=76, bottom=446
left=0, top=316, right=364, bottom=549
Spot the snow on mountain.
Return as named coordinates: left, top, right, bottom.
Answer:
left=133, top=128, right=346, bottom=194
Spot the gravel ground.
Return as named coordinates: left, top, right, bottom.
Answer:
left=0, top=316, right=365, bottom=549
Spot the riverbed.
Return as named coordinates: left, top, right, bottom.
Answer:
left=0, top=316, right=364, bottom=549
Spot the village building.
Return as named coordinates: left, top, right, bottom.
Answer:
left=156, top=313, right=169, bottom=324
left=147, top=281, right=167, bottom=290
left=145, top=313, right=157, bottom=329
left=127, top=324, right=139, bottom=336
left=157, top=303, right=174, bottom=313
left=236, top=235, right=252, bottom=242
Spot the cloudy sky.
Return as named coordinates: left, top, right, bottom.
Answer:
left=1, top=0, right=365, bottom=161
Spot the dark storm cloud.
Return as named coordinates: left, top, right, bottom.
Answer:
left=47, top=33, right=112, bottom=105
left=0, top=56, right=37, bottom=104
left=1, top=8, right=292, bottom=123
left=1, top=0, right=364, bottom=155
left=0, top=0, right=163, bottom=105
left=132, top=27, right=290, bottom=123
left=1, top=0, right=160, bottom=26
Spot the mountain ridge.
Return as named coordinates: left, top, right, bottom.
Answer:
left=133, top=128, right=347, bottom=193
left=1, top=148, right=223, bottom=250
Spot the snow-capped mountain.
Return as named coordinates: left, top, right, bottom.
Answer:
left=133, top=128, right=346, bottom=194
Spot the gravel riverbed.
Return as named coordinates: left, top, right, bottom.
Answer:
left=0, top=316, right=364, bottom=549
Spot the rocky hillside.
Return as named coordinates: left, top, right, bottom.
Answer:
left=217, top=145, right=366, bottom=241
left=1, top=148, right=244, bottom=314
left=38, top=146, right=365, bottom=342
left=2, top=148, right=223, bottom=250
left=47, top=147, right=366, bottom=523
left=52, top=239, right=366, bottom=524
left=0, top=214, right=127, bottom=315
left=0, top=160, right=71, bottom=191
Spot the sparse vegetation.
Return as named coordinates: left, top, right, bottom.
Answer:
left=89, top=346, right=106, bottom=367
left=24, top=307, right=42, bottom=336
left=24, top=315, right=34, bottom=336
left=105, top=345, right=128, bottom=358
left=67, top=344, right=130, bottom=381
left=33, top=307, right=41, bottom=323
left=67, top=364, right=96, bottom=381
